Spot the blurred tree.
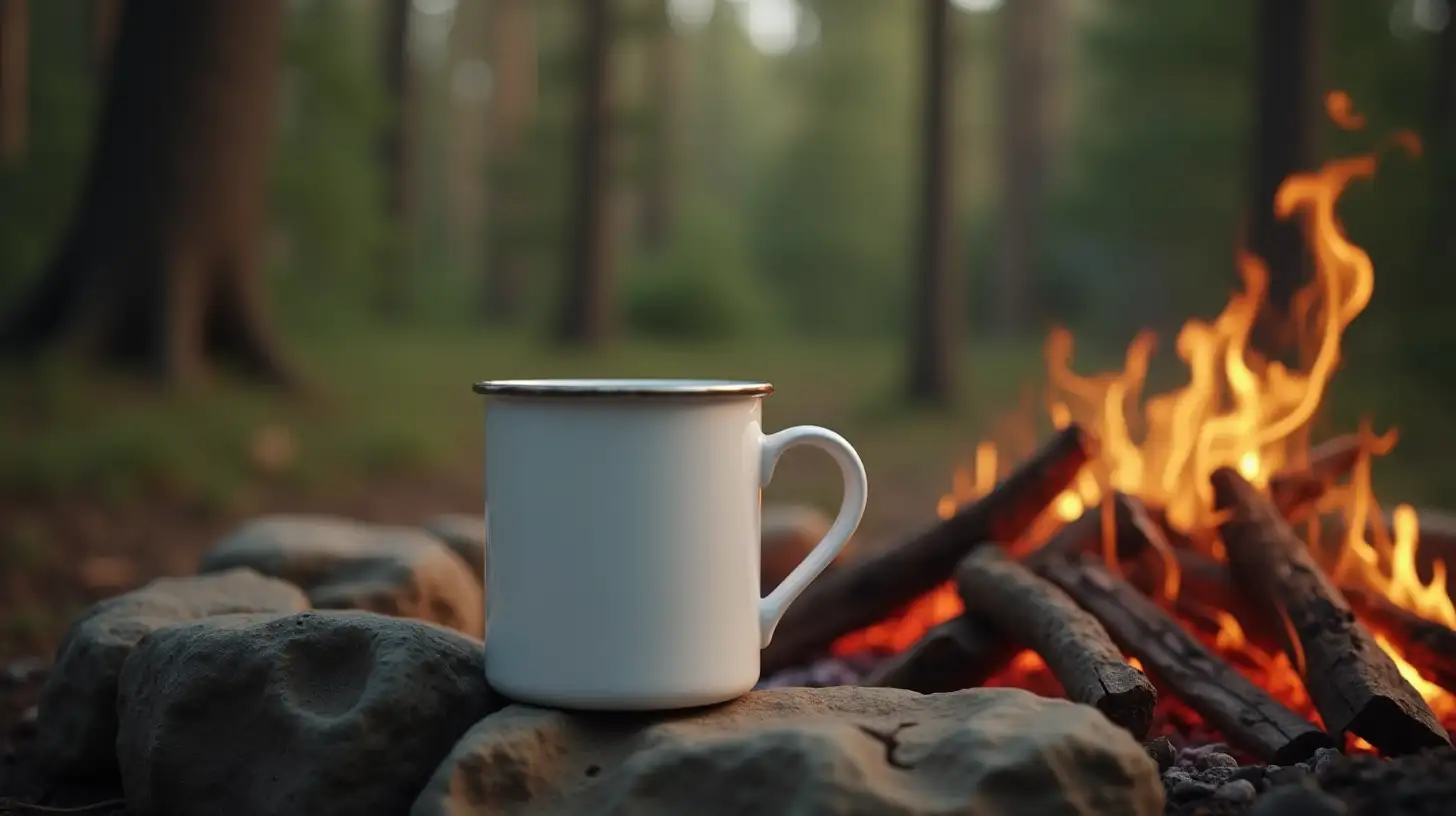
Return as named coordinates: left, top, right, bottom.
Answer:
left=87, top=0, right=121, bottom=76
left=908, top=0, right=958, bottom=404
left=0, top=0, right=294, bottom=386
left=0, top=0, right=26, bottom=164
left=377, top=0, right=415, bottom=318
left=754, top=1, right=915, bottom=336
left=557, top=0, right=617, bottom=345
left=483, top=0, right=537, bottom=320
left=638, top=0, right=681, bottom=249
left=1248, top=0, right=1321, bottom=347
left=994, top=0, right=1054, bottom=337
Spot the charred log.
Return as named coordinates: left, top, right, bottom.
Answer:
left=760, top=424, right=1095, bottom=675
left=1267, top=433, right=1366, bottom=521
left=1040, top=554, right=1335, bottom=764
left=860, top=616, right=1013, bottom=693
left=1338, top=589, right=1456, bottom=696
left=956, top=546, right=1157, bottom=739
left=1212, top=467, right=1450, bottom=755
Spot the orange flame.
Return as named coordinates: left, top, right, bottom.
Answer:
left=832, top=94, right=1456, bottom=734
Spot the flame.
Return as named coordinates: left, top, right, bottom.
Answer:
left=830, top=95, right=1456, bottom=739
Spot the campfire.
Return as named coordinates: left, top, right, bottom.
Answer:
left=760, top=96, right=1456, bottom=766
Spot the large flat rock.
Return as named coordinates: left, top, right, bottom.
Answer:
left=117, top=610, right=505, bottom=816
left=200, top=514, right=483, bottom=637
left=412, top=686, right=1164, bottom=816
left=35, top=569, right=308, bottom=780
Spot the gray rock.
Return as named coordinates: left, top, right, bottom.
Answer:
left=1198, top=751, right=1238, bottom=771
left=1249, top=784, right=1348, bottom=816
left=35, top=569, right=308, bottom=780
left=1166, top=780, right=1217, bottom=803
left=1214, top=779, right=1257, bottom=803
left=1309, top=746, right=1342, bottom=776
left=200, top=515, right=483, bottom=637
left=1266, top=764, right=1312, bottom=788
left=422, top=512, right=486, bottom=579
left=412, top=686, right=1164, bottom=816
left=1144, top=736, right=1177, bottom=772
left=116, top=610, right=504, bottom=816
left=760, top=504, right=842, bottom=592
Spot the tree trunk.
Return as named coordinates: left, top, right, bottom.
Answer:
left=0, top=0, right=293, bottom=388
left=907, top=0, right=957, bottom=405
left=638, top=0, right=681, bottom=250
left=557, top=0, right=615, bottom=346
left=993, top=0, right=1050, bottom=338
left=483, top=0, right=537, bottom=321
left=88, top=0, right=123, bottom=77
left=377, top=0, right=414, bottom=319
left=1248, top=0, right=1320, bottom=351
left=0, top=0, right=26, bottom=164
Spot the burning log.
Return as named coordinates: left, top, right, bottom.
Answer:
left=1038, top=554, right=1336, bottom=764
left=865, top=492, right=1153, bottom=694
left=1212, top=468, right=1451, bottom=755
left=760, top=424, right=1095, bottom=675
left=1126, top=546, right=1285, bottom=655
left=860, top=616, right=1014, bottom=693
left=956, top=546, right=1157, bottom=740
left=1340, top=589, right=1456, bottom=696
left=1267, top=433, right=1365, bottom=521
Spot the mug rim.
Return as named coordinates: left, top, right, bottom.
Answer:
left=472, top=378, right=774, bottom=398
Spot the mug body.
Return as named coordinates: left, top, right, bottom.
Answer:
left=482, top=383, right=767, bottom=709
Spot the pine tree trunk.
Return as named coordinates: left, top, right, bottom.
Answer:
left=907, top=0, right=957, bottom=404
left=483, top=0, right=536, bottom=321
left=0, top=0, right=26, bottom=164
left=1248, top=0, right=1320, bottom=349
left=638, top=0, right=681, bottom=250
left=993, top=0, right=1050, bottom=338
left=377, top=0, right=414, bottom=318
left=0, top=0, right=293, bottom=388
left=557, top=0, right=615, bottom=346
left=88, top=0, right=122, bottom=76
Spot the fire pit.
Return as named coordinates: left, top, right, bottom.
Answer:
left=752, top=124, right=1456, bottom=813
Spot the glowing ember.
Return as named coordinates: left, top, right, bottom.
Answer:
left=833, top=94, right=1456, bottom=738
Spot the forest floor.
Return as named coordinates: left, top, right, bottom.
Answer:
left=0, top=327, right=1048, bottom=663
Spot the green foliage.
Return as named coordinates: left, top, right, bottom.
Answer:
left=0, top=2, right=97, bottom=310
left=270, top=0, right=392, bottom=328
left=750, top=1, right=916, bottom=337
left=624, top=208, right=777, bottom=341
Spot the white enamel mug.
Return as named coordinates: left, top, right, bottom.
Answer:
left=474, top=378, right=868, bottom=710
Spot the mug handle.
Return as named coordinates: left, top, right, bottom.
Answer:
left=756, top=426, right=868, bottom=649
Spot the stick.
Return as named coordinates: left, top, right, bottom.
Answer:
left=1039, top=555, right=1336, bottom=764
left=1212, top=467, right=1451, bottom=755
left=1340, top=589, right=1456, bottom=695
left=867, top=492, right=1151, bottom=694
left=955, top=547, right=1157, bottom=739
left=860, top=616, right=1014, bottom=693
left=1267, top=434, right=1364, bottom=521
left=760, top=424, right=1096, bottom=674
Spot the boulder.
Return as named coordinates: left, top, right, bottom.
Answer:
left=412, top=686, right=1164, bottom=816
left=422, top=512, right=487, bottom=579
left=117, top=610, right=505, bottom=816
left=35, top=569, right=309, bottom=780
left=761, top=504, right=844, bottom=592
left=200, top=515, right=483, bottom=637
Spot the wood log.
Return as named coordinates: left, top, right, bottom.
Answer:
left=860, top=616, right=1014, bottom=693
left=1039, top=554, right=1336, bottom=764
left=760, top=424, right=1096, bottom=674
left=1337, top=589, right=1456, bottom=696
left=1212, top=467, right=1451, bottom=755
left=956, top=546, right=1157, bottom=739
left=1267, top=433, right=1364, bottom=521
left=867, top=492, right=1154, bottom=694
left=1125, top=546, right=1285, bottom=654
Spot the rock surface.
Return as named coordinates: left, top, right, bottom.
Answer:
left=760, top=504, right=842, bottom=592
left=35, top=569, right=308, bottom=780
left=117, top=610, right=504, bottom=816
left=423, top=512, right=487, bottom=579
left=412, top=686, right=1164, bottom=816
left=200, top=514, right=484, bottom=636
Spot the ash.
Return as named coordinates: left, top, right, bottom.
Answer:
left=756, top=653, right=879, bottom=689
